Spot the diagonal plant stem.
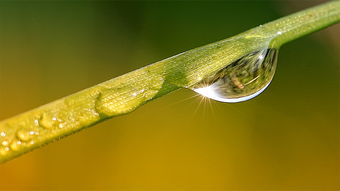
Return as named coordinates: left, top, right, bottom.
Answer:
left=0, top=1, right=339, bottom=163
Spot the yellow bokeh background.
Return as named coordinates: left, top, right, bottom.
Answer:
left=0, top=1, right=339, bottom=190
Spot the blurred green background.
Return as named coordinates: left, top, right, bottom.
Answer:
left=0, top=0, right=339, bottom=190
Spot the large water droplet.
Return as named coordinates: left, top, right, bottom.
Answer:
left=0, top=146, right=10, bottom=155
left=192, top=48, right=278, bottom=103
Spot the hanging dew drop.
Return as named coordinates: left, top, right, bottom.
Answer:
left=192, top=48, right=278, bottom=103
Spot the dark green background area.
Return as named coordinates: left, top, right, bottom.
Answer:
left=0, top=1, right=339, bottom=190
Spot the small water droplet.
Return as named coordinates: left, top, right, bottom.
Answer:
left=34, top=119, right=40, bottom=126
left=132, top=89, right=146, bottom=97
left=0, top=148, right=7, bottom=155
left=1, top=140, right=9, bottom=146
left=0, top=131, right=6, bottom=137
left=10, top=141, right=22, bottom=151
left=30, top=131, right=38, bottom=135
left=16, top=129, right=37, bottom=142
left=95, top=88, right=159, bottom=117
left=0, top=147, right=8, bottom=155
left=192, top=48, right=278, bottom=103
left=40, top=114, right=59, bottom=129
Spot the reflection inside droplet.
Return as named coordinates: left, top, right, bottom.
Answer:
left=192, top=48, right=278, bottom=103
